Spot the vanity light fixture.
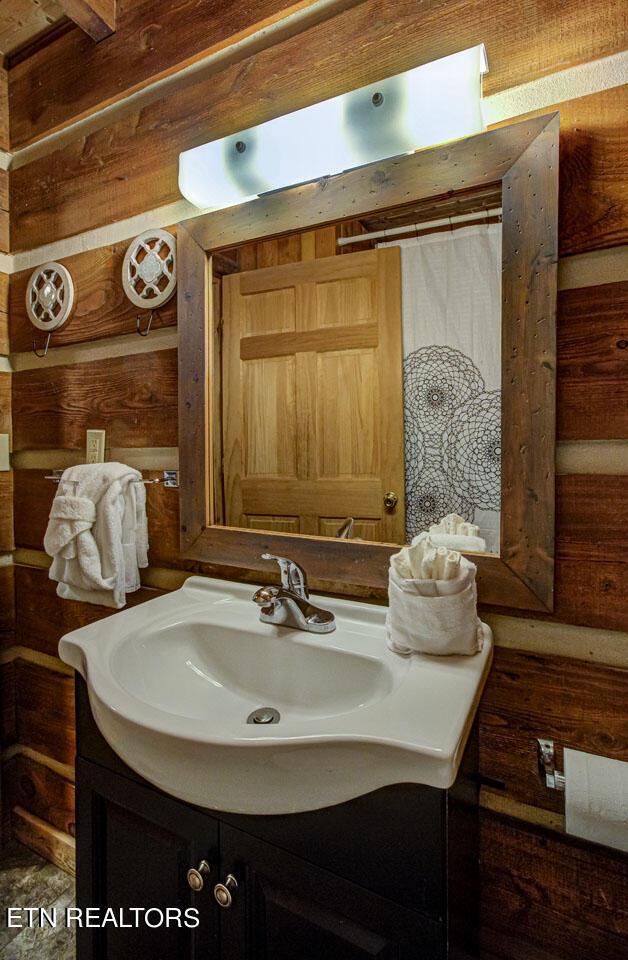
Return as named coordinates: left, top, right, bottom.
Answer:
left=178, top=45, right=488, bottom=211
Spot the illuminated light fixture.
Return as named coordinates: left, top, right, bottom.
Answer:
left=179, top=45, right=488, bottom=211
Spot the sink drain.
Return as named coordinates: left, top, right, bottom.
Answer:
left=247, top=707, right=280, bottom=725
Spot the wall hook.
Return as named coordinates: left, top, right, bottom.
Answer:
left=136, top=309, right=159, bottom=337
left=32, top=332, right=52, bottom=358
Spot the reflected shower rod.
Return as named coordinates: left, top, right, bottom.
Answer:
left=336, top=207, right=502, bottom=247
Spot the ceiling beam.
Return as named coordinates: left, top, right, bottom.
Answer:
left=56, top=0, right=116, bottom=41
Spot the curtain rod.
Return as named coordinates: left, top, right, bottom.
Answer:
left=336, top=207, right=502, bottom=247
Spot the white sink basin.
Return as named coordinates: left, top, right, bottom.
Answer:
left=59, top=576, right=493, bottom=814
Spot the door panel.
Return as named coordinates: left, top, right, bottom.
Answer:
left=219, top=825, right=442, bottom=960
left=76, top=759, right=219, bottom=960
left=222, top=248, right=405, bottom=541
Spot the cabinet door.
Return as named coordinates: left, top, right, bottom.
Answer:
left=219, top=824, right=442, bottom=960
left=76, top=758, right=220, bottom=960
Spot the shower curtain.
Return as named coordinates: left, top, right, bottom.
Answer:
left=381, top=223, right=502, bottom=551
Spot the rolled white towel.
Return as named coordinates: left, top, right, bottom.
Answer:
left=422, top=513, right=487, bottom=553
left=386, top=535, right=484, bottom=657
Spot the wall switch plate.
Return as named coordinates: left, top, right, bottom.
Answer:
left=86, top=429, right=106, bottom=463
left=0, top=433, right=9, bottom=471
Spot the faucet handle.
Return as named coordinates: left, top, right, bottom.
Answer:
left=260, top=554, right=309, bottom=599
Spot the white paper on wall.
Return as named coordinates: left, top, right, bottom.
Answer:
left=564, top=748, right=628, bottom=853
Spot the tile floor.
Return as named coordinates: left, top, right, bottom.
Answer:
left=0, top=842, right=75, bottom=958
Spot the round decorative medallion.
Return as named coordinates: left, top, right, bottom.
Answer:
left=26, top=262, right=75, bottom=331
left=122, top=229, right=176, bottom=309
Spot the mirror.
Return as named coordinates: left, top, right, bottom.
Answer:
left=210, top=199, right=502, bottom=555
left=178, top=113, right=558, bottom=611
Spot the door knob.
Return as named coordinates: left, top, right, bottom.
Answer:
left=187, top=860, right=211, bottom=892
left=383, top=491, right=398, bottom=511
left=214, top=873, right=238, bottom=908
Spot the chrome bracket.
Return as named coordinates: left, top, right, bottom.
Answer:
left=163, top=469, right=179, bottom=488
left=537, top=738, right=565, bottom=792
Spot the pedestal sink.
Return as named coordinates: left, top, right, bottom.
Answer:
left=59, top=576, right=493, bottom=814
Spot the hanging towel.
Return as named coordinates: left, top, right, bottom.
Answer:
left=386, top=535, right=484, bottom=656
left=423, top=513, right=487, bottom=553
left=44, top=462, right=148, bottom=609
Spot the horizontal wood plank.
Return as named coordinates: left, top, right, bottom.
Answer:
left=0, top=565, right=15, bottom=649
left=9, top=41, right=628, bottom=253
left=8, top=0, right=356, bottom=148
left=0, top=470, right=14, bottom=552
left=479, top=648, right=628, bottom=814
left=0, top=68, right=7, bottom=153
left=15, top=564, right=165, bottom=658
left=557, top=279, right=628, bottom=441
left=0, top=660, right=17, bottom=750
left=0, top=312, right=8, bottom=356
left=11, top=349, right=178, bottom=450
left=9, top=233, right=178, bottom=353
left=480, top=811, right=628, bottom=960
left=9, top=0, right=628, bottom=149
left=15, top=659, right=75, bottom=766
left=6, top=753, right=75, bottom=837
left=0, top=275, right=9, bottom=354
left=0, top=371, right=10, bottom=439
left=553, top=559, right=627, bottom=632
left=12, top=805, right=75, bottom=876
left=240, top=323, right=379, bottom=360
left=556, top=475, right=628, bottom=562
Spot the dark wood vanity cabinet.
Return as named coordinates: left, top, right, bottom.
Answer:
left=76, top=679, right=478, bottom=960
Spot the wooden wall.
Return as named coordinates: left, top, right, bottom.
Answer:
left=1, top=0, right=627, bottom=952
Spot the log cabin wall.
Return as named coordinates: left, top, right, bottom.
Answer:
left=1, top=1, right=627, bottom=954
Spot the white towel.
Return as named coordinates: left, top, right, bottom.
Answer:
left=44, top=463, right=149, bottom=609
left=386, top=535, right=483, bottom=656
left=424, top=513, right=487, bottom=553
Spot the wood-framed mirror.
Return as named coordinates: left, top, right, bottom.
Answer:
left=177, top=112, right=558, bottom=612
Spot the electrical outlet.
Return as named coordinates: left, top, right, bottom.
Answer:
left=86, top=429, right=106, bottom=463
left=0, top=433, right=9, bottom=471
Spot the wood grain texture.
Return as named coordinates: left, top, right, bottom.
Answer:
left=0, top=470, right=14, bottom=552
left=8, top=0, right=628, bottom=149
left=479, top=648, right=628, bottom=814
left=556, top=474, right=627, bottom=563
left=12, top=805, right=75, bottom=875
left=500, top=118, right=557, bottom=609
left=0, top=371, right=10, bottom=441
left=9, top=231, right=178, bottom=353
left=10, top=15, right=626, bottom=251
left=12, top=348, right=178, bottom=450
left=0, top=312, right=8, bottom=355
left=0, top=564, right=15, bottom=649
left=15, top=659, right=75, bottom=765
left=0, top=1, right=65, bottom=59
left=557, top=279, right=628, bottom=441
left=0, top=660, right=16, bottom=749
left=56, top=0, right=115, bottom=40
left=0, top=66, right=6, bottom=151
left=6, top=753, right=75, bottom=836
left=14, top=564, right=164, bottom=657
left=8, top=0, right=359, bottom=148
left=480, top=811, right=628, bottom=960
left=177, top=226, right=210, bottom=550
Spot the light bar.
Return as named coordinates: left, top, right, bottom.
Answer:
left=179, top=45, right=488, bottom=211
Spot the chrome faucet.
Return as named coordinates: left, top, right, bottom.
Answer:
left=252, top=554, right=336, bottom=634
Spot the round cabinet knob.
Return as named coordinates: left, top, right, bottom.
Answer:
left=187, top=860, right=211, bottom=892
left=214, top=874, right=238, bottom=909
left=383, top=491, right=398, bottom=511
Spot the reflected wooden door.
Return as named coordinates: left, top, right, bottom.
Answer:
left=221, top=247, right=404, bottom=542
